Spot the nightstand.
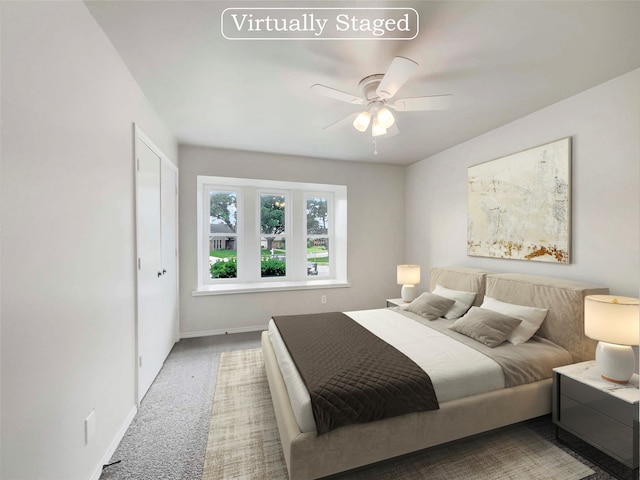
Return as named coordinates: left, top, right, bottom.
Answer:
left=553, top=361, right=639, bottom=480
left=386, top=298, right=407, bottom=308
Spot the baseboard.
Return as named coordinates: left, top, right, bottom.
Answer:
left=88, top=405, right=137, bottom=480
left=180, top=325, right=265, bottom=338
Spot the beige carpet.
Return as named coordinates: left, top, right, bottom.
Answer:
left=203, top=348, right=595, bottom=480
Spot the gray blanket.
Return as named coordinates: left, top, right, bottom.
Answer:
left=273, top=312, right=440, bottom=435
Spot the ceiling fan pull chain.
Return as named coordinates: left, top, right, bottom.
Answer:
left=372, top=137, right=378, bottom=156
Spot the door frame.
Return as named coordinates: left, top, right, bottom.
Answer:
left=133, top=124, right=179, bottom=406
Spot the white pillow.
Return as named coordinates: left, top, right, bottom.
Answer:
left=481, top=296, right=548, bottom=345
left=432, top=285, right=477, bottom=319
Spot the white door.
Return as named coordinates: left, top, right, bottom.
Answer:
left=135, top=134, right=178, bottom=402
left=160, top=162, right=179, bottom=346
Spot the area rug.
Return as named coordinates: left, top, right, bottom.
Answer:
left=202, top=348, right=595, bottom=480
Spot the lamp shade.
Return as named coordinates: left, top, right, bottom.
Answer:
left=371, top=116, right=387, bottom=137
left=377, top=107, right=395, bottom=129
left=584, top=295, right=639, bottom=346
left=397, top=265, right=420, bottom=286
left=353, top=111, right=371, bottom=132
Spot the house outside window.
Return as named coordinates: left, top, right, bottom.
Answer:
left=195, top=176, right=348, bottom=295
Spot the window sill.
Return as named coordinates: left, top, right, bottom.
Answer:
left=192, top=279, right=352, bottom=296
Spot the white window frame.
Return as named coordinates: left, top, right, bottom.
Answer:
left=194, top=176, right=349, bottom=295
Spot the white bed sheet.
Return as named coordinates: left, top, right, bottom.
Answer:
left=268, top=308, right=505, bottom=433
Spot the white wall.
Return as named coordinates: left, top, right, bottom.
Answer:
left=179, top=145, right=405, bottom=336
left=406, top=69, right=640, bottom=298
left=1, top=3, right=177, bottom=480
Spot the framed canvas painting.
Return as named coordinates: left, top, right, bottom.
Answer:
left=467, top=137, right=571, bottom=263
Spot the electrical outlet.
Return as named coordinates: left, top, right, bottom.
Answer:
left=85, top=410, right=96, bottom=445
left=321, top=295, right=327, bottom=304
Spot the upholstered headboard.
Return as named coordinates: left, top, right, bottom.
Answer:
left=485, top=273, right=608, bottom=362
left=429, top=267, right=494, bottom=307
left=429, top=267, right=609, bottom=363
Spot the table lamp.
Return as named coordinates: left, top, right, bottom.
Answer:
left=397, top=265, right=420, bottom=303
left=584, top=295, right=639, bottom=384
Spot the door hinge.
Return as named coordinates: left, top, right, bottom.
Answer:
left=139, top=356, right=143, bottom=367
left=138, top=258, right=141, bottom=270
left=136, top=158, right=140, bottom=171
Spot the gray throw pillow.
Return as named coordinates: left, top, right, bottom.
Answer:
left=405, top=293, right=456, bottom=321
left=449, top=306, right=522, bottom=348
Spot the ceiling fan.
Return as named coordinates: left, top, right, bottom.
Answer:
left=310, top=56, right=452, bottom=146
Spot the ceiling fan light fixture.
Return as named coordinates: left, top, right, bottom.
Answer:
left=311, top=56, right=452, bottom=149
left=377, top=107, right=395, bottom=129
left=353, top=111, right=371, bottom=132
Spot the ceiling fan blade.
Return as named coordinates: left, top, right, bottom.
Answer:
left=323, top=112, right=359, bottom=131
left=391, top=94, right=452, bottom=112
left=310, top=84, right=364, bottom=105
left=376, top=56, right=418, bottom=100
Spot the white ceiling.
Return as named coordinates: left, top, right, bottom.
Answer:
left=85, top=1, right=640, bottom=166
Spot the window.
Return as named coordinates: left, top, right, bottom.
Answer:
left=306, top=196, right=329, bottom=277
left=195, top=176, right=348, bottom=294
left=208, top=188, right=238, bottom=280
left=260, top=192, right=288, bottom=278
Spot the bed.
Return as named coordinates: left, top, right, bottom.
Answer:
left=261, top=267, right=608, bottom=479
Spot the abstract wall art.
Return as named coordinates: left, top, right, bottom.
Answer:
left=467, top=137, right=571, bottom=263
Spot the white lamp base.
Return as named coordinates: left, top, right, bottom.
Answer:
left=401, top=284, right=416, bottom=303
left=595, top=341, right=635, bottom=384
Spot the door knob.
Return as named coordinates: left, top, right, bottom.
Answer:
left=157, top=271, right=162, bottom=278
left=162, top=269, right=167, bottom=275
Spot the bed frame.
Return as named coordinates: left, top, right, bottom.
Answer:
left=262, top=267, right=607, bottom=480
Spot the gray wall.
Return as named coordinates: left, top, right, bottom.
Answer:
left=406, top=69, right=640, bottom=298
left=178, top=145, right=405, bottom=336
left=1, top=3, right=177, bottom=479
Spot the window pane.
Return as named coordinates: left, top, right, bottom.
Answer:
left=307, top=197, right=328, bottom=235
left=261, top=194, right=286, bottom=235
left=307, top=238, right=329, bottom=277
left=210, top=191, right=237, bottom=232
left=209, top=191, right=237, bottom=279
left=261, top=237, right=286, bottom=277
